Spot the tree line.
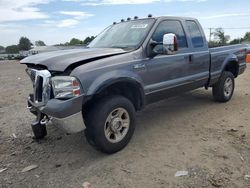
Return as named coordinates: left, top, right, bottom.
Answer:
left=0, top=37, right=33, bottom=54
left=57, top=36, right=95, bottom=46
left=208, top=28, right=250, bottom=47
left=1, top=30, right=250, bottom=54
left=0, top=36, right=96, bottom=54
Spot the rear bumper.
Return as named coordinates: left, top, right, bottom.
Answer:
left=28, top=95, right=86, bottom=134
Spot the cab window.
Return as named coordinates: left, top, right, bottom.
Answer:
left=186, top=20, right=204, bottom=48
left=152, top=20, right=188, bottom=48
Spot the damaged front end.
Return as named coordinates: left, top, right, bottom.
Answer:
left=26, top=68, right=86, bottom=139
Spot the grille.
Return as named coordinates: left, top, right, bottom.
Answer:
left=26, top=68, right=51, bottom=106
left=30, top=69, right=36, bottom=83
left=35, top=75, right=44, bottom=102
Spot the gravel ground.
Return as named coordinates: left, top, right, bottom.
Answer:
left=0, top=60, right=249, bottom=188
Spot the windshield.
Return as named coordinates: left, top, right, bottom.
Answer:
left=88, top=19, right=155, bottom=50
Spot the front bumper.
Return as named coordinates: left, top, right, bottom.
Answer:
left=51, top=112, right=85, bottom=134
left=28, top=95, right=86, bottom=134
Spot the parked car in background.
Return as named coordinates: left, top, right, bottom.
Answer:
left=0, top=56, right=5, bottom=60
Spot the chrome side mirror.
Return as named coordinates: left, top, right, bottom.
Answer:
left=163, top=33, right=178, bottom=54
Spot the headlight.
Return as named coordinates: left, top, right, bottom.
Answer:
left=51, top=76, right=81, bottom=99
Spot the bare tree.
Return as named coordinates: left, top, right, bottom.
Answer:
left=212, top=28, right=230, bottom=45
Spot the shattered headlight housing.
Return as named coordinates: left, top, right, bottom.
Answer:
left=51, top=76, right=81, bottom=99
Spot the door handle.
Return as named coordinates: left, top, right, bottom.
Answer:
left=185, top=54, right=194, bottom=63
left=189, top=54, right=193, bottom=62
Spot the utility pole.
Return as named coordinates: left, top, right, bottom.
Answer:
left=209, top=28, right=213, bottom=42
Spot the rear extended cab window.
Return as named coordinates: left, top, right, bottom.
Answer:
left=185, top=20, right=204, bottom=48
left=152, top=20, right=188, bottom=48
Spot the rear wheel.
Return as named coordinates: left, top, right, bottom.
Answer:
left=85, top=95, right=136, bottom=154
left=213, top=71, right=235, bottom=102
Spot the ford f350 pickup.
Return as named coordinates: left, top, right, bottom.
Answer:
left=21, top=16, right=250, bottom=153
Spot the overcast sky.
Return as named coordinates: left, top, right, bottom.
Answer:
left=0, top=0, right=250, bottom=46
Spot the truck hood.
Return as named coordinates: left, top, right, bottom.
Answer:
left=20, top=48, right=127, bottom=72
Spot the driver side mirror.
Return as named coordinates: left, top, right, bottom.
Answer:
left=163, top=33, right=178, bottom=54
left=149, top=33, right=178, bottom=57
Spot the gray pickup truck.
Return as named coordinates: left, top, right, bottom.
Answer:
left=21, top=15, right=249, bottom=153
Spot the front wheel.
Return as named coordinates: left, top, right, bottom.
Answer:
left=85, top=95, right=136, bottom=154
left=212, top=71, right=235, bottom=102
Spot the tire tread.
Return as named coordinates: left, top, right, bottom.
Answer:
left=85, top=95, right=136, bottom=154
left=212, top=71, right=235, bottom=102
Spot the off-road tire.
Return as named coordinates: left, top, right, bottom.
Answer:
left=85, top=95, right=136, bottom=154
left=213, top=71, right=235, bottom=102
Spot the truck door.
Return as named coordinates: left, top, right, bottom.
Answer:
left=144, top=20, right=202, bottom=102
left=184, top=20, right=210, bottom=85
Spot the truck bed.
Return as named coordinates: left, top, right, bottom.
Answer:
left=208, top=44, right=248, bottom=85
left=209, top=44, right=248, bottom=54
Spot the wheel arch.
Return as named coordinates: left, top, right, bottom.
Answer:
left=222, top=55, right=239, bottom=77
left=83, top=72, right=145, bottom=112
left=98, top=78, right=145, bottom=110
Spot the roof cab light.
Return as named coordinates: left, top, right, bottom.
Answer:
left=51, top=76, right=81, bottom=99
